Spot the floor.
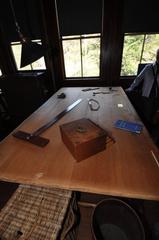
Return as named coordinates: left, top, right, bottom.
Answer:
left=76, top=204, right=93, bottom=240
left=0, top=181, right=19, bottom=210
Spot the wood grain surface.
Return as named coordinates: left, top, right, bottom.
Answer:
left=0, top=87, right=159, bottom=200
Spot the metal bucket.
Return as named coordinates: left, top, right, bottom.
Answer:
left=91, top=198, right=145, bottom=240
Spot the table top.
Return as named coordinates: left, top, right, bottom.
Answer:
left=0, top=87, right=159, bottom=201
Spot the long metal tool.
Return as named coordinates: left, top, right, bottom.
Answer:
left=13, top=99, right=82, bottom=147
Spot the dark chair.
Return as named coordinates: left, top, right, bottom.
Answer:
left=0, top=72, right=48, bottom=126
left=137, top=63, right=149, bottom=75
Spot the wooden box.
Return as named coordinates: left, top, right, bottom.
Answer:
left=60, top=118, right=107, bottom=161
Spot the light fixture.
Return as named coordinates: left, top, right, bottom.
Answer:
left=10, top=0, right=45, bottom=68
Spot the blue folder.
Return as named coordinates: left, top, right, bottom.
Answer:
left=114, top=120, right=143, bottom=134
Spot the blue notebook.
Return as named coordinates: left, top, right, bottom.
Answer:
left=114, top=120, right=143, bottom=134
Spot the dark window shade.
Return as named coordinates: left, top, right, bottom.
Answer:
left=0, top=0, right=42, bottom=43
left=123, top=0, right=159, bottom=33
left=56, top=0, right=103, bottom=36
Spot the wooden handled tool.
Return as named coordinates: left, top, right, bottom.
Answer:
left=12, top=99, right=82, bottom=147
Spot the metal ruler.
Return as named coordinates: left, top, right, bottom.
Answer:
left=13, top=99, right=82, bottom=147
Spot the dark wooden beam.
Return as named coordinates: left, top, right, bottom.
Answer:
left=101, top=0, right=124, bottom=86
left=40, top=0, right=65, bottom=93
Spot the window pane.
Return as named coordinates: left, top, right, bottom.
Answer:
left=0, top=69, right=2, bottom=76
left=121, top=35, right=144, bottom=76
left=82, top=38, right=100, bottom=77
left=82, top=33, right=100, bottom=37
left=62, top=39, right=81, bottom=77
left=142, top=34, right=159, bottom=63
left=11, top=43, right=32, bottom=70
left=31, top=57, right=46, bottom=70
left=62, top=35, right=81, bottom=39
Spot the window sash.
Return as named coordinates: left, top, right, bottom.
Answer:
left=62, top=34, right=101, bottom=78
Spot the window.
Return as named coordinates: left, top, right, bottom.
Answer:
left=0, top=69, right=2, bottom=76
left=11, top=40, right=46, bottom=71
left=62, top=34, right=101, bottom=78
left=121, top=33, right=159, bottom=76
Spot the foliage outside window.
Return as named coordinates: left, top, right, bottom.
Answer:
left=11, top=40, right=46, bottom=71
left=121, top=33, right=159, bottom=76
left=62, top=34, right=100, bottom=78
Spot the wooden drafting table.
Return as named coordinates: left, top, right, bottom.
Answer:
left=0, top=87, right=159, bottom=201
